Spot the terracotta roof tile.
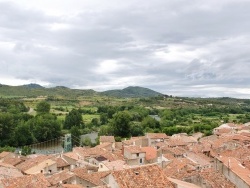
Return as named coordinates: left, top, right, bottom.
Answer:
left=141, top=147, right=157, bottom=161
left=46, top=170, right=74, bottom=185
left=0, top=151, right=12, bottom=159
left=74, top=170, right=110, bottom=186
left=2, top=157, right=24, bottom=166
left=111, top=164, right=174, bottom=188
left=56, top=157, right=70, bottom=168
left=217, top=156, right=250, bottom=186
left=0, top=165, right=23, bottom=180
left=146, top=133, right=168, bottom=139
left=124, top=146, right=145, bottom=154
left=101, top=160, right=129, bottom=171
left=1, top=173, right=51, bottom=188
left=16, top=155, right=51, bottom=172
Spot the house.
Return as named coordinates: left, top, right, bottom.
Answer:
left=141, top=147, right=157, bottom=164
left=145, top=133, right=168, bottom=146
left=215, top=156, right=250, bottom=188
left=73, top=169, right=110, bottom=187
left=213, top=123, right=238, bottom=135
left=123, top=145, right=146, bottom=166
left=106, top=164, right=174, bottom=188
left=63, top=152, right=81, bottom=169
left=167, top=177, right=201, bottom=188
left=46, top=170, right=75, bottom=186
left=16, top=155, right=57, bottom=175
left=0, top=162, right=23, bottom=180
left=98, top=160, right=129, bottom=172
left=100, top=136, right=115, bottom=149
left=56, top=157, right=71, bottom=171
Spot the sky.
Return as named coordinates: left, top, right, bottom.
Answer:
left=0, top=0, right=250, bottom=98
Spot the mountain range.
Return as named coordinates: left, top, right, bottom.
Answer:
left=0, top=83, right=162, bottom=98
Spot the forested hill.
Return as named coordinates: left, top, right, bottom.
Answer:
left=0, top=84, right=162, bottom=98
left=100, top=86, right=162, bottom=98
left=0, top=84, right=96, bottom=98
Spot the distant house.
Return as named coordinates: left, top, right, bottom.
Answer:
left=100, top=136, right=115, bottom=149
left=145, top=133, right=168, bottom=146
left=215, top=156, right=250, bottom=188
left=123, top=146, right=146, bottom=166
left=16, top=155, right=57, bottom=175
left=213, top=123, right=237, bottom=135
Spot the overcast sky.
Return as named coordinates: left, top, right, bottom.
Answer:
left=0, top=0, right=250, bottom=98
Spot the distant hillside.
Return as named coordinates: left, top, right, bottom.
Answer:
left=101, top=86, right=162, bottom=98
left=0, top=84, right=162, bottom=99
left=0, top=84, right=96, bottom=98
left=22, top=83, right=44, bottom=89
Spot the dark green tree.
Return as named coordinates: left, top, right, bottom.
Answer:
left=64, top=109, right=83, bottom=129
left=110, top=111, right=131, bottom=138
left=0, top=113, right=15, bottom=146
left=141, top=116, right=160, bottom=129
left=100, top=113, right=108, bottom=125
left=70, top=126, right=81, bottom=147
left=14, top=122, right=34, bottom=146
left=36, top=101, right=50, bottom=113
left=29, top=114, right=61, bottom=142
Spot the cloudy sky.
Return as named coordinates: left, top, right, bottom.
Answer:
left=0, top=0, right=250, bottom=98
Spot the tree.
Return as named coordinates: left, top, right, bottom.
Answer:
left=110, top=111, right=131, bottom=138
left=131, top=124, right=144, bottom=136
left=29, top=114, right=61, bottom=142
left=141, top=116, right=160, bottom=129
left=70, top=126, right=81, bottom=147
left=0, top=113, right=15, bottom=146
left=64, top=109, right=83, bottom=129
left=14, top=122, right=34, bottom=146
left=81, top=136, right=92, bottom=146
left=21, top=146, right=32, bottom=156
left=100, top=113, right=108, bottom=125
left=36, top=101, right=50, bottom=113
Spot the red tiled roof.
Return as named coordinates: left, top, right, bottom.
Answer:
left=124, top=146, right=145, bottom=154
left=1, top=173, right=51, bottom=188
left=111, top=164, right=174, bottom=188
left=217, top=156, right=250, bottom=186
left=146, top=133, right=168, bottom=139
left=0, top=152, right=12, bottom=159
left=46, top=170, right=74, bottom=185
left=16, top=155, right=51, bottom=172
left=3, top=157, right=24, bottom=166
left=141, top=147, right=157, bottom=161
left=56, top=157, right=70, bottom=168
left=74, top=170, right=110, bottom=186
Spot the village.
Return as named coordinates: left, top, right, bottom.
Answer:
left=0, top=122, right=250, bottom=188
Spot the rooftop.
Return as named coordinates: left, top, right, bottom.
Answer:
left=111, top=164, right=174, bottom=188
left=100, top=136, right=115, bottom=143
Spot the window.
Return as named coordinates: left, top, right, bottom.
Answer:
left=136, top=153, right=139, bottom=157
left=140, top=158, right=143, bottom=164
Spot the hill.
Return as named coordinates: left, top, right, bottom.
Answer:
left=101, top=86, right=162, bottom=98
left=0, top=84, right=96, bottom=98
left=22, top=83, right=44, bottom=89
left=0, top=84, right=162, bottom=98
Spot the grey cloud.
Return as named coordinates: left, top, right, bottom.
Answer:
left=0, top=0, right=250, bottom=97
